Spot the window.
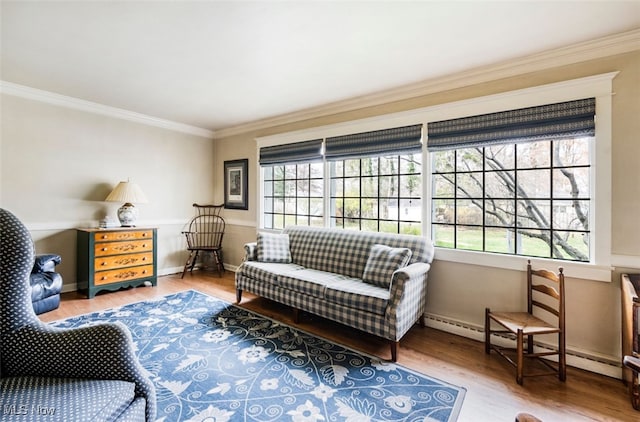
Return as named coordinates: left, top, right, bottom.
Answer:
left=330, top=154, right=422, bottom=234
left=263, top=162, right=324, bottom=229
left=260, top=125, right=423, bottom=235
left=428, top=98, right=595, bottom=262
left=431, top=137, right=591, bottom=261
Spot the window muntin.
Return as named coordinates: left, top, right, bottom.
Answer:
left=431, top=136, right=591, bottom=261
left=263, top=162, right=324, bottom=230
left=330, top=153, right=422, bottom=235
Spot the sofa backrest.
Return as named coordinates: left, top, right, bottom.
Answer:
left=283, top=226, right=434, bottom=279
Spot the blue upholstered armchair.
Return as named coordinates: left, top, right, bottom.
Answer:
left=0, top=208, right=156, bottom=421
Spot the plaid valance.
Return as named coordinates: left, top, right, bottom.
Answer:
left=259, top=139, right=323, bottom=165
left=325, top=124, right=423, bottom=160
left=427, top=98, right=596, bottom=151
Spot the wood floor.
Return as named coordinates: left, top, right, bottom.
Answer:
left=40, top=271, right=637, bottom=422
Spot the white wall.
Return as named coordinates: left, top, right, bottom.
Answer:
left=1, top=93, right=216, bottom=287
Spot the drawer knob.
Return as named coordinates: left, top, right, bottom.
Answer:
left=101, top=262, right=106, bottom=266
left=142, top=244, right=147, bottom=248
left=101, top=276, right=107, bottom=280
left=102, top=248, right=108, bottom=252
left=142, top=233, right=147, bottom=237
left=142, top=270, right=147, bottom=274
left=102, top=235, right=108, bottom=239
left=142, top=257, right=147, bottom=261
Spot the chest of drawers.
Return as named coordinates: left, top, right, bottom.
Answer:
left=77, top=227, right=157, bottom=298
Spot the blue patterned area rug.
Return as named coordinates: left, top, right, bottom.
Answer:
left=51, top=290, right=465, bottom=422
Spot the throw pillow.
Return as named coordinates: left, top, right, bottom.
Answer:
left=362, top=244, right=412, bottom=288
left=256, top=232, right=292, bottom=263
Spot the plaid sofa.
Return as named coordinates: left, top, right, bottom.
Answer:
left=235, top=226, right=434, bottom=361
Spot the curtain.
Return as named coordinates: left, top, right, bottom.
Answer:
left=325, top=124, right=423, bottom=160
left=426, top=98, right=595, bottom=151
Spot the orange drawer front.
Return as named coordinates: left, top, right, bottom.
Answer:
left=94, top=252, right=153, bottom=271
left=94, top=239, right=153, bottom=257
left=94, top=264, right=155, bottom=285
left=94, top=230, right=153, bottom=242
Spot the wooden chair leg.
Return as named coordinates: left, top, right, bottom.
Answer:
left=181, top=251, right=195, bottom=279
left=484, top=308, right=491, bottom=354
left=390, top=341, right=399, bottom=362
left=189, top=250, right=200, bottom=273
left=517, top=329, right=524, bottom=385
left=559, top=331, right=567, bottom=382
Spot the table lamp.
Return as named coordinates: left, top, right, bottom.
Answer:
left=105, top=179, right=148, bottom=227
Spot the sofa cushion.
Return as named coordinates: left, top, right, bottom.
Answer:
left=0, top=376, right=135, bottom=422
left=239, top=261, right=304, bottom=285
left=257, top=232, right=292, bottom=263
left=325, top=278, right=390, bottom=315
left=362, top=244, right=412, bottom=288
left=277, top=268, right=345, bottom=298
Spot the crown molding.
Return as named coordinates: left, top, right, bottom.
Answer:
left=215, top=28, right=640, bottom=139
left=0, top=81, right=215, bottom=139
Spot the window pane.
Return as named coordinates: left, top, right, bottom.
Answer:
left=344, top=198, right=360, bottom=218
left=553, top=231, right=589, bottom=261
left=456, top=199, right=482, bottom=225
left=379, top=156, right=399, bottom=175
left=344, top=178, right=360, bottom=197
left=400, top=222, right=421, bottom=235
left=517, top=200, right=550, bottom=229
left=361, top=199, right=378, bottom=219
left=310, top=162, right=324, bottom=178
left=273, top=214, right=284, bottom=229
left=263, top=166, right=273, bottom=180
left=361, top=158, right=376, bottom=176
left=285, top=180, right=296, bottom=196
left=310, top=198, right=323, bottom=216
left=331, top=178, right=344, bottom=197
left=433, top=174, right=454, bottom=198
left=285, top=215, right=296, bottom=226
left=457, top=148, right=483, bottom=172
left=285, top=165, right=296, bottom=178
left=273, top=165, right=285, bottom=179
left=264, top=197, right=273, bottom=213
left=433, top=150, right=454, bottom=173
left=285, top=198, right=296, bottom=214
left=296, top=215, right=309, bottom=226
left=379, top=176, right=397, bottom=198
left=362, top=219, right=378, bottom=232
left=485, top=170, right=514, bottom=198
left=310, top=217, right=324, bottom=227
left=361, top=177, right=378, bottom=197
left=456, top=226, right=482, bottom=251
left=553, top=200, right=589, bottom=230
left=457, top=173, right=482, bottom=198
left=264, top=214, right=273, bottom=229
left=553, top=168, right=589, bottom=199
left=379, top=220, right=398, bottom=234
left=274, top=198, right=284, bottom=213
left=264, top=180, right=273, bottom=196
left=400, top=199, right=421, bottom=222
left=274, top=181, right=284, bottom=196
left=555, top=137, right=590, bottom=166
left=297, top=198, right=309, bottom=214
left=400, top=174, right=421, bottom=197
left=344, top=159, right=360, bottom=177
left=345, top=218, right=360, bottom=230
left=517, top=141, right=550, bottom=168
left=518, top=169, right=550, bottom=198
left=433, top=224, right=454, bottom=248
left=433, top=199, right=454, bottom=224
left=518, top=229, right=551, bottom=258
left=400, top=154, right=421, bottom=173
left=297, top=163, right=309, bottom=178
left=297, top=180, right=309, bottom=195
left=310, top=180, right=323, bottom=196
left=485, top=228, right=516, bottom=254
left=485, top=199, right=515, bottom=227
left=485, top=144, right=515, bottom=170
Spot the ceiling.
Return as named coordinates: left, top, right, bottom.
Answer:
left=2, top=1, right=639, bottom=134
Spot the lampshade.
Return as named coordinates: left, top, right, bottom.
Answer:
left=105, top=181, right=149, bottom=204
left=105, top=180, right=148, bottom=227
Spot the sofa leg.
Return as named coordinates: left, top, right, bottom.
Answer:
left=419, top=313, right=425, bottom=328
left=236, top=289, right=242, bottom=303
left=390, top=341, right=399, bottom=362
left=292, top=308, right=300, bottom=324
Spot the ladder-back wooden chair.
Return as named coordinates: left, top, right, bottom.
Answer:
left=485, top=260, right=566, bottom=385
left=181, top=204, right=225, bottom=278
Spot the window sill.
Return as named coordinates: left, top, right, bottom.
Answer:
left=433, top=247, right=612, bottom=282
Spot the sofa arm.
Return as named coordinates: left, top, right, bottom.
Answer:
left=386, top=262, right=431, bottom=334
left=2, top=322, right=156, bottom=422
left=32, top=254, right=62, bottom=273
left=243, top=242, right=258, bottom=261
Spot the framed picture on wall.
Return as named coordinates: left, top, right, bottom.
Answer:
left=224, top=159, right=248, bottom=210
